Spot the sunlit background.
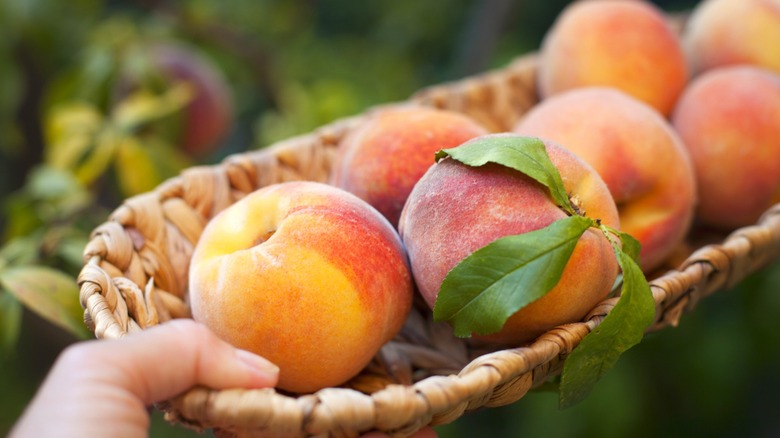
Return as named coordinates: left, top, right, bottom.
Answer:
left=2, top=1, right=779, bottom=436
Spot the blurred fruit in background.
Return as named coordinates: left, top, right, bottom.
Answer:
left=683, top=0, right=780, bottom=75
left=117, top=41, right=235, bottom=158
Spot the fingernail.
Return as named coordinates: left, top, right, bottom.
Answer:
left=235, top=348, right=280, bottom=378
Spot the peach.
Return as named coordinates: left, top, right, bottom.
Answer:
left=514, top=87, right=696, bottom=273
left=330, top=105, right=489, bottom=227
left=147, top=42, right=234, bottom=157
left=538, top=0, right=688, bottom=116
left=684, top=0, right=780, bottom=75
left=671, top=66, right=780, bottom=230
left=188, top=181, right=414, bottom=393
left=398, top=134, right=621, bottom=345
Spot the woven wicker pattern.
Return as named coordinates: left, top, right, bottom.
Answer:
left=78, top=53, right=780, bottom=437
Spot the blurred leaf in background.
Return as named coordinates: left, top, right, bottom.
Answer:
left=0, top=266, right=90, bottom=342
left=0, top=292, right=23, bottom=352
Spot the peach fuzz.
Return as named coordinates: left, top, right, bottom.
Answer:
left=330, top=105, right=489, bottom=227
left=537, top=0, right=688, bottom=116
left=684, top=0, right=780, bottom=75
left=671, top=66, right=780, bottom=230
left=188, top=181, right=413, bottom=393
left=514, top=87, right=696, bottom=273
left=398, top=134, right=620, bottom=345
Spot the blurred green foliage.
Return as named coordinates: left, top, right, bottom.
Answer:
left=3, top=0, right=779, bottom=437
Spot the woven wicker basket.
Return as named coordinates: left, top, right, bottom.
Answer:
left=77, top=52, right=780, bottom=437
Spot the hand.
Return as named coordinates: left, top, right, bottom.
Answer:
left=9, top=319, right=279, bottom=438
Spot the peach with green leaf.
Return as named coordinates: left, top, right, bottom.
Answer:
left=398, top=133, right=655, bottom=405
left=399, top=134, right=648, bottom=344
left=399, top=133, right=655, bottom=406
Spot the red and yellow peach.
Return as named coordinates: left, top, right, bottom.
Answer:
left=189, top=181, right=414, bottom=393
left=684, top=0, right=780, bottom=75
left=330, top=105, right=488, bottom=227
left=515, top=87, right=696, bottom=272
left=537, top=0, right=688, bottom=116
left=671, top=66, right=780, bottom=230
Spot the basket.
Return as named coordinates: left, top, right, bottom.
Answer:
left=77, top=51, right=780, bottom=437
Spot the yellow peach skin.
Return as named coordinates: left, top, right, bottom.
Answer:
left=684, top=0, right=780, bottom=75
left=189, top=181, right=414, bottom=393
left=538, top=0, right=688, bottom=116
left=398, top=134, right=621, bottom=345
left=515, top=87, right=696, bottom=273
left=671, top=66, right=780, bottom=230
left=330, top=105, right=489, bottom=227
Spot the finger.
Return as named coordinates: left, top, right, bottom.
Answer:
left=91, top=319, right=279, bottom=405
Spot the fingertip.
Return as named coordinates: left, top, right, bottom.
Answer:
left=235, top=349, right=280, bottom=388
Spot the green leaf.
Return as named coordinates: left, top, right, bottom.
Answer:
left=54, top=233, right=91, bottom=271
left=14, top=165, right=93, bottom=225
left=435, top=135, right=574, bottom=214
left=112, top=82, right=193, bottom=133
left=44, top=102, right=102, bottom=170
left=434, top=215, right=594, bottom=337
left=0, top=266, right=91, bottom=340
left=0, top=291, right=23, bottom=354
left=0, top=234, right=42, bottom=268
left=141, top=136, right=193, bottom=178
left=558, top=247, right=655, bottom=408
left=617, top=231, right=642, bottom=264
left=1, top=193, right=43, bottom=240
left=27, top=165, right=89, bottom=202
left=601, top=224, right=642, bottom=263
left=74, top=127, right=119, bottom=186
left=114, top=136, right=163, bottom=196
